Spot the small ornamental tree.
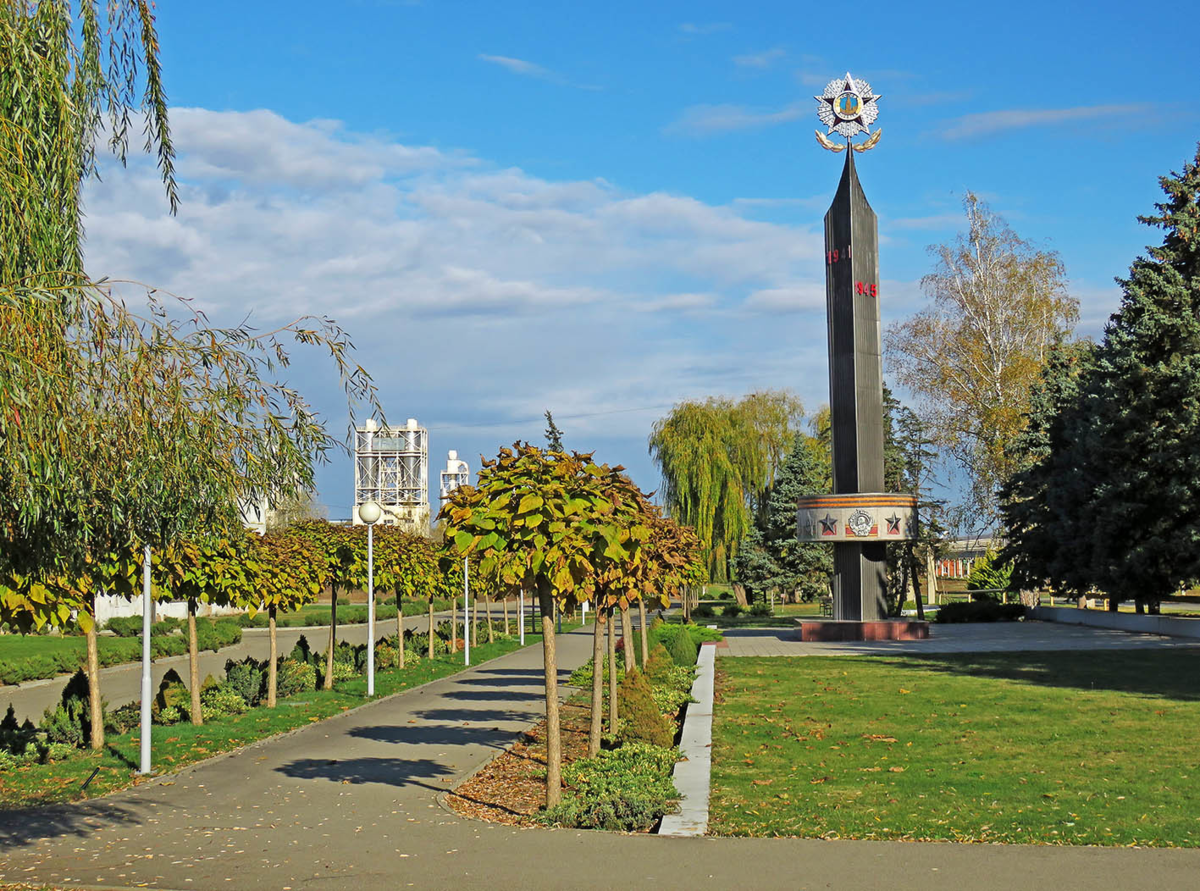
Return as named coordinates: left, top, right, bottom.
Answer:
left=373, top=527, right=441, bottom=668
left=290, top=522, right=368, bottom=689
left=440, top=444, right=649, bottom=808
left=251, top=530, right=327, bottom=706
left=152, top=535, right=253, bottom=724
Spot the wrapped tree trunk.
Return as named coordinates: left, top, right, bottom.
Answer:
left=503, top=596, right=510, bottom=636
left=428, top=600, right=435, bottom=659
left=86, top=591, right=104, bottom=750
left=324, top=589, right=338, bottom=690
left=536, top=582, right=562, bottom=807
left=621, top=606, right=635, bottom=672
left=607, top=607, right=619, bottom=732
left=451, top=595, right=458, bottom=651
left=906, top=544, right=926, bottom=622
left=486, top=595, right=495, bottom=643
left=267, top=604, right=278, bottom=708
left=396, top=598, right=405, bottom=669
left=589, top=609, right=605, bottom=756
left=638, top=598, right=649, bottom=665
left=188, top=597, right=203, bottom=724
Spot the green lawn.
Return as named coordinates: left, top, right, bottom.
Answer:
left=711, top=650, right=1200, bottom=846
left=0, top=626, right=572, bottom=811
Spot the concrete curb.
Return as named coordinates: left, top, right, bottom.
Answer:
left=658, top=641, right=716, bottom=837
left=1031, top=606, right=1200, bottom=639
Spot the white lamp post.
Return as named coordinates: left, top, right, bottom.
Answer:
left=359, top=500, right=382, bottom=696
left=139, top=544, right=153, bottom=775
left=463, top=557, right=470, bottom=667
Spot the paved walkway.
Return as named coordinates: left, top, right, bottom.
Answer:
left=718, top=619, right=1200, bottom=657
left=0, top=610, right=475, bottom=724
left=3, top=624, right=1200, bottom=890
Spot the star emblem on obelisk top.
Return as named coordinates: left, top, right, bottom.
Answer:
left=815, top=72, right=880, bottom=138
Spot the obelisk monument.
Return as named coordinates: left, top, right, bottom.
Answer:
left=796, top=74, right=918, bottom=633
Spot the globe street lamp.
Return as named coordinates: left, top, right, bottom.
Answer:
left=359, top=500, right=383, bottom=696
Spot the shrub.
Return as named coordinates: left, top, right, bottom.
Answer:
left=374, top=642, right=398, bottom=670
left=153, top=669, right=191, bottom=723
left=224, top=657, right=267, bottom=707
left=330, top=661, right=358, bottom=682
left=692, top=604, right=715, bottom=619
left=539, top=743, right=680, bottom=832
left=289, top=634, right=316, bottom=666
left=194, top=618, right=242, bottom=652
left=748, top=602, right=771, bottom=618
left=40, top=670, right=97, bottom=748
left=0, top=705, right=37, bottom=756
left=617, top=670, right=674, bottom=748
left=935, top=601, right=1025, bottom=624
left=643, top=643, right=674, bottom=681
left=200, top=683, right=248, bottom=720
left=668, top=625, right=698, bottom=668
left=721, top=603, right=743, bottom=618
left=966, top=550, right=1014, bottom=597
left=336, top=596, right=350, bottom=606
left=105, top=702, right=141, bottom=736
left=276, top=659, right=316, bottom=697
left=718, top=590, right=734, bottom=600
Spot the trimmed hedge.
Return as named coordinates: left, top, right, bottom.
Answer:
left=935, top=601, right=1026, bottom=624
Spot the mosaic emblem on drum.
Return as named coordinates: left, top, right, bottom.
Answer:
left=846, top=509, right=877, bottom=537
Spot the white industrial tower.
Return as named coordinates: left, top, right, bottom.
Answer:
left=354, top=418, right=429, bottom=533
left=440, top=450, right=470, bottom=502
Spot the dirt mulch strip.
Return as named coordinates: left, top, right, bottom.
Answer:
left=447, top=699, right=596, bottom=826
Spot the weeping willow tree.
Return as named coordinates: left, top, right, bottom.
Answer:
left=0, top=2, right=381, bottom=748
left=648, top=391, right=802, bottom=581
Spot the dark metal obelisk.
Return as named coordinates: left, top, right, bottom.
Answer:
left=823, top=149, right=887, bottom=621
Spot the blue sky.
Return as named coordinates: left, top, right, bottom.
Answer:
left=83, top=0, right=1198, bottom=518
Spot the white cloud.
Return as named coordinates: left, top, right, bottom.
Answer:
left=665, top=102, right=804, bottom=136
left=679, top=22, right=731, bottom=35
left=939, top=104, right=1145, bottom=140
left=82, top=107, right=891, bottom=504
left=733, top=48, right=785, bottom=68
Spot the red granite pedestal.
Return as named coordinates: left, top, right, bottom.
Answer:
left=796, top=619, right=929, bottom=642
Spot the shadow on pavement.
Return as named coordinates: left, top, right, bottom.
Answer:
left=0, top=800, right=142, bottom=849
left=876, top=649, right=1200, bottom=701
left=346, top=722, right=516, bottom=750
left=442, top=689, right=541, bottom=702
left=408, top=707, right=534, bottom=725
left=275, top=756, right=454, bottom=790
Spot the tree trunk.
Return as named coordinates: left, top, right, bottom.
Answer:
left=637, top=598, right=649, bottom=665
left=428, top=599, right=435, bottom=659
left=897, top=552, right=910, bottom=619
left=396, top=597, right=405, bottom=669
left=267, top=604, right=278, bottom=708
left=451, top=593, right=458, bottom=651
left=471, top=594, right=479, bottom=644
left=1135, top=599, right=1145, bottom=615
left=86, top=592, right=104, bottom=751
left=907, top=544, right=926, bottom=622
left=486, top=595, right=495, bottom=644
left=503, top=596, right=510, bottom=636
left=324, top=590, right=337, bottom=690
left=188, top=598, right=202, bottom=725
left=732, top=583, right=748, bottom=607
left=1108, top=596, right=1119, bottom=612
left=607, top=607, right=619, bottom=733
left=536, top=584, right=562, bottom=808
left=1149, top=599, right=1161, bottom=615
left=589, top=609, right=605, bottom=757
left=621, top=606, right=635, bottom=672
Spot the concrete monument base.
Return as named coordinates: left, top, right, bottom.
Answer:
left=795, top=619, right=929, bottom=642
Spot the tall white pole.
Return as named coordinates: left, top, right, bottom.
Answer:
left=519, top=589, right=525, bottom=645
left=367, top=523, right=375, bottom=697
left=463, top=557, right=470, bottom=666
left=139, top=544, right=152, bottom=775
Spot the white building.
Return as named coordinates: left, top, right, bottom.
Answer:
left=353, top=418, right=429, bottom=533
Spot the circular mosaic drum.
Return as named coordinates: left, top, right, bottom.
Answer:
left=795, top=493, right=917, bottom=543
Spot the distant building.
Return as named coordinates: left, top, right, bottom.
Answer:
left=354, top=418, right=429, bottom=533
left=440, top=450, right=470, bottom=502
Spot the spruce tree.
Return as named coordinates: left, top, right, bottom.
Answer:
left=1049, top=145, right=1200, bottom=609
left=544, top=410, right=565, bottom=451
left=999, top=340, right=1097, bottom=598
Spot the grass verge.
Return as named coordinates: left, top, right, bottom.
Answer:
left=710, top=649, right=1200, bottom=846
left=0, top=629, right=563, bottom=811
